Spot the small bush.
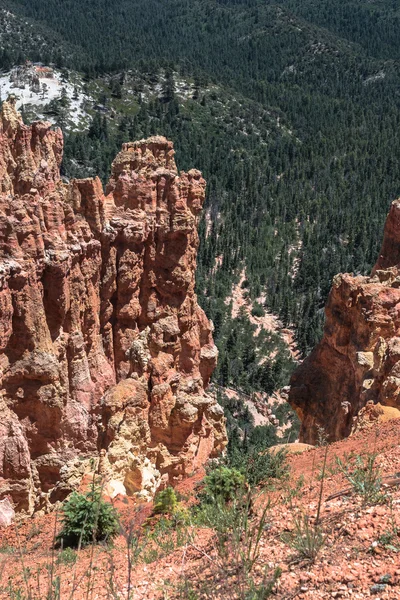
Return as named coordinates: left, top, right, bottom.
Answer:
left=251, top=303, right=265, bottom=318
left=57, top=487, right=119, bottom=548
left=282, top=514, right=325, bottom=563
left=336, top=453, right=385, bottom=505
left=56, top=547, right=77, bottom=565
left=377, top=528, right=399, bottom=552
left=145, top=515, right=193, bottom=562
left=196, top=487, right=280, bottom=598
left=283, top=475, right=305, bottom=505
left=228, top=447, right=288, bottom=486
left=153, top=487, right=178, bottom=515
left=5, top=582, right=26, bottom=600
left=202, top=466, right=246, bottom=503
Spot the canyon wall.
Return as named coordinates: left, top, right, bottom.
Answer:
left=289, top=199, right=400, bottom=444
left=0, top=98, right=226, bottom=512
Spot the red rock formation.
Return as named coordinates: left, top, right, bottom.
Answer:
left=0, top=99, right=226, bottom=512
left=289, top=198, right=400, bottom=444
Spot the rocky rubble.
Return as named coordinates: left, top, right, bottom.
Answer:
left=290, top=197, right=400, bottom=443
left=0, top=98, right=226, bottom=513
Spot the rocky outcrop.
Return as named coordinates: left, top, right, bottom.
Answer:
left=0, top=99, right=226, bottom=512
left=351, top=401, right=400, bottom=435
left=269, top=443, right=314, bottom=456
left=289, top=198, right=400, bottom=444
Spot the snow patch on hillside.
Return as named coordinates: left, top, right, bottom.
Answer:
left=0, top=64, right=91, bottom=129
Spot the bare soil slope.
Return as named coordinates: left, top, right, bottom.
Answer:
left=0, top=420, right=399, bottom=599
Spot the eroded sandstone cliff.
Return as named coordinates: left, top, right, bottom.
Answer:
left=0, top=98, right=226, bottom=512
left=289, top=198, right=400, bottom=444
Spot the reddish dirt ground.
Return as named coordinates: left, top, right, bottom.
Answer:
left=0, top=420, right=399, bottom=599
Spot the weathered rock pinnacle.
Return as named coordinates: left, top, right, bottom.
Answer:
left=0, top=100, right=227, bottom=512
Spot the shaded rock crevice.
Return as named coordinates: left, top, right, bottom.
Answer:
left=290, top=198, right=400, bottom=444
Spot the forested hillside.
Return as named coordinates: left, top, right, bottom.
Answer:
left=1, top=0, right=400, bottom=442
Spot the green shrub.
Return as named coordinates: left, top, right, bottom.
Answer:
left=57, top=487, right=119, bottom=548
left=282, top=514, right=325, bottom=563
left=5, top=582, right=26, bottom=600
left=202, top=466, right=246, bottom=504
left=228, top=447, right=288, bottom=486
left=336, top=453, right=385, bottom=505
left=248, top=424, right=278, bottom=449
left=251, top=303, right=265, bottom=318
left=153, top=487, right=178, bottom=515
left=56, top=547, right=77, bottom=565
left=196, top=487, right=281, bottom=598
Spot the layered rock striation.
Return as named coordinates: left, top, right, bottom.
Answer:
left=0, top=99, right=226, bottom=512
left=290, top=198, right=400, bottom=444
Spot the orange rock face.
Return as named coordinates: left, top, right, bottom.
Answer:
left=289, top=198, right=400, bottom=444
left=0, top=100, right=226, bottom=512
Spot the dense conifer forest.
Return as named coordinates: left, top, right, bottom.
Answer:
left=1, top=0, right=400, bottom=442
